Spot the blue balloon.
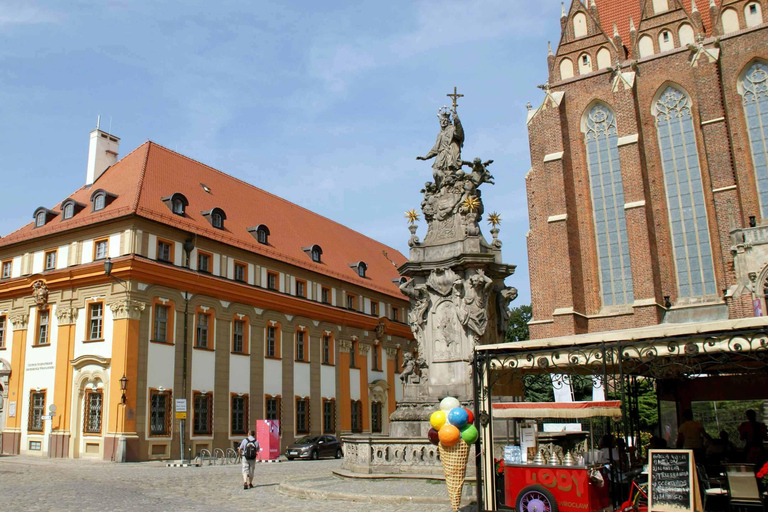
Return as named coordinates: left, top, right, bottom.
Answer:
left=448, top=407, right=468, bottom=428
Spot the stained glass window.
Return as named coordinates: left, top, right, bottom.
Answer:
left=741, top=62, right=768, bottom=218
left=584, top=104, right=634, bottom=306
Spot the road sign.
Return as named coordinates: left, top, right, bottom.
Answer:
left=175, top=412, right=187, bottom=420
left=49, top=404, right=57, bottom=413
left=175, top=399, right=187, bottom=413
left=42, top=415, right=52, bottom=420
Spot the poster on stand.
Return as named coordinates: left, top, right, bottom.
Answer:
left=256, top=419, right=280, bottom=460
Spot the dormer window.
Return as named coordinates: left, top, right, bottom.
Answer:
left=161, top=193, right=189, bottom=216
left=247, top=225, right=271, bottom=245
left=303, top=244, right=323, bottom=263
left=349, top=261, right=367, bottom=278
left=90, top=189, right=117, bottom=212
left=201, top=207, right=227, bottom=230
left=60, top=199, right=85, bottom=220
left=33, top=207, right=58, bottom=228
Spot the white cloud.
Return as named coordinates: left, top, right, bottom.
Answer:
left=0, top=4, right=60, bottom=26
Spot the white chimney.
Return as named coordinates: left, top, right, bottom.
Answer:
left=86, top=128, right=120, bottom=186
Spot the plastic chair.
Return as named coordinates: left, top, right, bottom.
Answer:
left=724, top=464, right=764, bottom=512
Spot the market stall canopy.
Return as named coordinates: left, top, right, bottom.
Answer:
left=492, top=401, right=622, bottom=420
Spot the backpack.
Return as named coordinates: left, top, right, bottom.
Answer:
left=244, top=439, right=259, bottom=460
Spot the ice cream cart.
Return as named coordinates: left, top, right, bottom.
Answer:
left=493, top=401, right=623, bottom=512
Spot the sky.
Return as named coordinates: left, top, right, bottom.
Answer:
left=0, top=0, right=565, bottom=306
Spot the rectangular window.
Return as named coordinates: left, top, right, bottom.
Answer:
left=196, top=313, right=210, bottom=349
left=83, top=390, right=103, bottom=434
left=392, top=307, right=399, bottom=322
left=295, top=280, right=306, bottom=298
left=234, top=262, right=246, bottom=282
left=266, top=396, right=280, bottom=420
left=94, top=239, right=108, bottom=260
left=323, top=400, right=335, bottom=433
left=322, top=335, right=331, bottom=364
left=372, top=344, right=380, bottom=371
left=321, top=287, right=330, bottom=304
left=157, top=240, right=172, bottom=263
left=28, top=390, right=46, bottom=432
left=149, top=390, right=171, bottom=436
left=371, top=402, right=382, bottom=433
left=296, top=398, right=309, bottom=434
left=1, top=260, right=11, bottom=279
left=45, top=250, right=57, bottom=270
left=197, top=252, right=211, bottom=273
left=193, top=392, right=212, bottom=436
left=88, top=303, right=104, bottom=340
left=231, top=395, right=248, bottom=436
left=350, top=400, right=362, bottom=433
left=37, top=309, right=50, bottom=345
left=267, top=271, right=278, bottom=290
left=0, top=315, right=6, bottom=349
left=346, top=294, right=356, bottom=310
left=153, top=305, right=169, bottom=342
left=233, top=320, right=245, bottom=354
left=266, top=326, right=277, bottom=358
left=371, top=301, right=378, bottom=317
left=296, top=331, right=305, bottom=361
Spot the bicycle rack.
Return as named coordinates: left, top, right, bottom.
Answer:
left=226, top=448, right=238, bottom=464
left=213, top=448, right=225, bottom=465
left=199, top=449, right=212, bottom=466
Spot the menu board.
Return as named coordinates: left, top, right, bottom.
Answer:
left=648, top=449, right=700, bottom=512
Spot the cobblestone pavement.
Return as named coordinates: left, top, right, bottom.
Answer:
left=0, top=456, right=478, bottom=512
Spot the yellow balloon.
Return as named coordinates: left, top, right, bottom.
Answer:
left=430, top=410, right=447, bottom=430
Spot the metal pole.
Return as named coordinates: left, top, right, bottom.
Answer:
left=182, top=290, right=189, bottom=462
left=472, top=352, right=485, bottom=512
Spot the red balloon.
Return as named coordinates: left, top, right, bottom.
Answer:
left=428, top=428, right=440, bottom=446
left=464, top=408, right=474, bottom=425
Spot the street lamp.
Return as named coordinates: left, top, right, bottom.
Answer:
left=181, top=237, right=195, bottom=463
left=120, top=374, right=128, bottom=405
left=104, top=257, right=127, bottom=287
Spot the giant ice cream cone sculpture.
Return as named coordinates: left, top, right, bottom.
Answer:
left=428, top=397, right=479, bottom=512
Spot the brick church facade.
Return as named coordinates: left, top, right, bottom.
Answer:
left=526, top=0, right=768, bottom=338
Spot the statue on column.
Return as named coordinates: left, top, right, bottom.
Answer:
left=417, top=107, right=464, bottom=189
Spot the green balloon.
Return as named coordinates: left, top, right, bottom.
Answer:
left=461, top=424, right=478, bottom=444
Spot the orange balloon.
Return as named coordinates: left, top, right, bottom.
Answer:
left=439, top=424, right=461, bottom=447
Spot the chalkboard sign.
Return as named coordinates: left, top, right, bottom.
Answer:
left=648, top=449, right=701, bottom=512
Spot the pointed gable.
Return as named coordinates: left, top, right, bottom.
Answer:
left=554, top=1, right=620, bottom=81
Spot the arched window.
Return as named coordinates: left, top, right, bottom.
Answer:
left=560, top=59, right=574, bottom=80
left=212, top=212, right=223, bottom=229
left=654, top=86, right=716, bottom=299
left=357, top=262, right=367, bottom=278
left=583, top=104, right=634, bottom=306
left=311, top=246, right=322, bottom=263
left=257, top=227, right=268, bottom=244
left=745, top=2, right=762, bottom=28
left=578, top=53, right=592, bottom=75
left=596, top=48, right=611, bottom=70
left=678, top=24, right=695, bottom=47
left=573, top=12, right=588, bottom=38
left=35, top=211, right=46, bottom=228
left=172, top=198, right=184, bottom=215
left=721, top=8, right=740, bottom=34
left=739, top=61, right=768, bottom=218
left=94, top=193, right=105, bottom=211
left=638, top=35, right=655, bottom=58
left=63, top=203, right=74, bottom=220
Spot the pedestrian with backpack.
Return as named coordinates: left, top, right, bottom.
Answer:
left=239, top=430, right=260, bottom=489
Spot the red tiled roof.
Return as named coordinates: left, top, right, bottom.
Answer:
left=0, top=142, right=408, bottom=299
left=591, top=0, right=715, bottom=55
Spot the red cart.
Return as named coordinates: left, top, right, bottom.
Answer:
left=493, top=401, right=623, bottom=512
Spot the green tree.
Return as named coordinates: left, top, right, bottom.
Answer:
left=505, top=304, right=532, bottom=343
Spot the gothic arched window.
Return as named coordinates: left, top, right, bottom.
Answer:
left=740, top=61, right=768, bottom=218
left=583, top=104, right=634, bottom=306
left=654, top=86, right=716, bottom=299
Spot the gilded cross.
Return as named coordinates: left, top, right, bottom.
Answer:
left=447, top=86, right=464, bottom=111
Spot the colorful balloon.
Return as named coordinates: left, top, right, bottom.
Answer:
left=464, top=408, right=474, bottom=425
left=427, top=428, right=440, bottom=446
left=461, top=424, right=478, bottom=444
left=448, top=407, right=469, bottom=429
left=440, top=396, right=461, bottom=412
left=430, top=410, right=447, bottom=431
left=439, top=424, right=461, bottom=447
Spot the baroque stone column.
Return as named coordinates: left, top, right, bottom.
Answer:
left=2, top=313, right=29, bottom=455
left=51, top=307, right=79, bottom=458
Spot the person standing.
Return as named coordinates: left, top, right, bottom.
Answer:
left=738, top=409, right=767, bottom=465
left=239, top=430, right=260, bottom=490
left=676, top=409, right=710, bottom=463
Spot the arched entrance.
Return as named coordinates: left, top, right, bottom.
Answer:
left=368, top=379, right=390, bottom=435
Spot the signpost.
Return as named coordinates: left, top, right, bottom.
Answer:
left=175, top=398, right=187, bottom=420
left=648, top=449, right=702, bottom=512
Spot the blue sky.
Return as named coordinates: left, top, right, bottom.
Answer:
left=0, top=0, right=564, bottom=305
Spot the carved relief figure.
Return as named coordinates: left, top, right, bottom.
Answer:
left=399, top=352, right=428, bottom=385
left=399, top=279, right=430, bottom=352
left=496, top=286, right=518, bottom=334
left=32, top=280, right=49, bottom=308
left=455, top=269, right=494, bottom=342
left=433, top=300, right=461, bottom=359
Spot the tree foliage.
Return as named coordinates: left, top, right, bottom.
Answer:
left=505, top=304, right=532, bottom=343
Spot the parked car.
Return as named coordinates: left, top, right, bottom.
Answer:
left=285, top=435, right=343, bottom=460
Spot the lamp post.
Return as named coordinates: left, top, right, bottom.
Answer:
left=181, top=238, right=195, bottom=463
left=104, top=257, right=127, bottom=287
left=120, top=374, right=128, bottom=404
